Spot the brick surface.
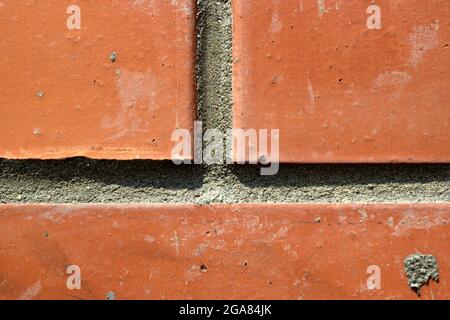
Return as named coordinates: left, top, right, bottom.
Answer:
left=0, top=204, right=448, bottom=300
left=0, top=0, right=196, bottom=160
left=233, top=0, right=450, bottom=163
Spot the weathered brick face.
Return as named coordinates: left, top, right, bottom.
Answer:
left=0, top=0, right=196, bottom=160
left=0, top=204, right=448, bottom=300
left=233, top=0, right=450, bottom=163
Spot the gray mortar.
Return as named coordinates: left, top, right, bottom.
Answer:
left=404, top=254, right=439, bottom=294
left=0, top=0, right=449, bottom=204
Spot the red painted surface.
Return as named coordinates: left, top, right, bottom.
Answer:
left=0, top=204, right=448, bottom=300
left=233, top=0, right=450, bottom=163
left=0, top=0, right=196, bottom=160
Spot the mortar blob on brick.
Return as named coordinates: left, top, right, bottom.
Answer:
left=404, top=253, right=439, bottom=295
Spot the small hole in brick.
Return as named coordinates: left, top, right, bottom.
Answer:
left=110, top=52, right=118, bottom=63
left=33, top=128, right=41, bottom=136
left=259, top=154, right=269, bottom=165
left=36, top=90, right=44, bottom=99
left=106, top=291, right=116, bottom=300
left=200, top=264, right=208, bottom=273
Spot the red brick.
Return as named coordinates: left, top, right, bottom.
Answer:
left=233, top=0, right=450, bottom=163
left=0, top=204, right=448, bottom=300
left=0, top=1, right=196, bottom=160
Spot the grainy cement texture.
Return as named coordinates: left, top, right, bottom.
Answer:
left=0, top=0, right=449, bottom=204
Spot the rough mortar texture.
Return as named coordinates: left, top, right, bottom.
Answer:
left=0, top=0, right=449, bottom=204
left=404, top=254, right=439, bottom=294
